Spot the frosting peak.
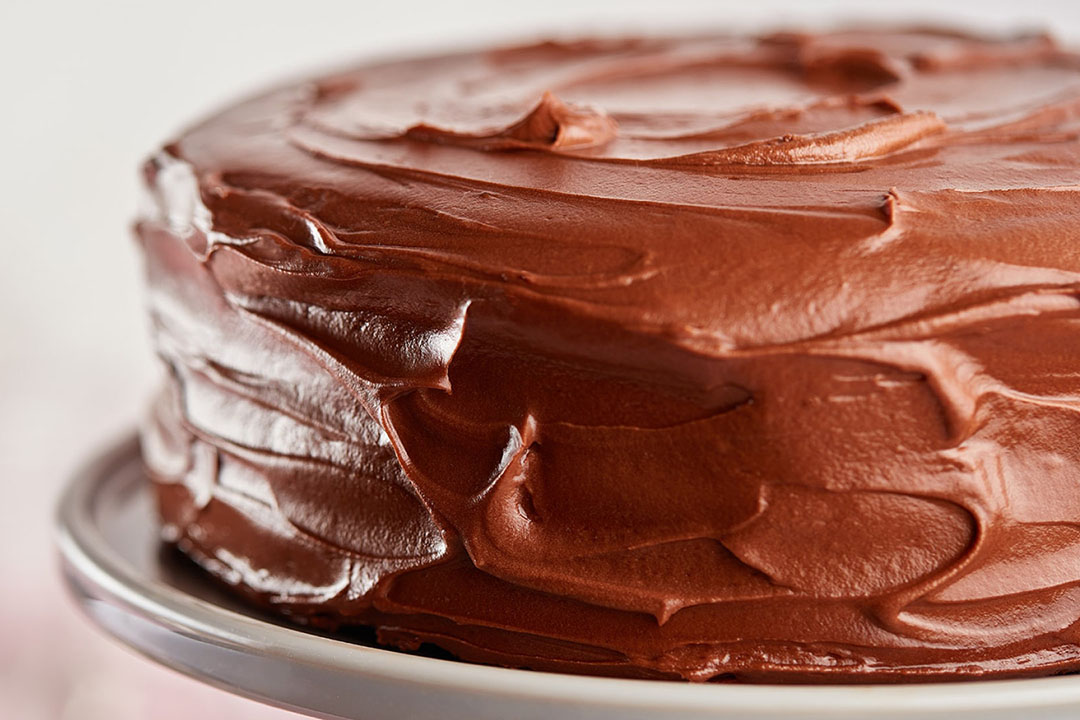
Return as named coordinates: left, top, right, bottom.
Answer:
left=405, top=91, right=618, bottom=150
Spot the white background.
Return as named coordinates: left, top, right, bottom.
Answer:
left=1, top=1, right=1078, bottom=717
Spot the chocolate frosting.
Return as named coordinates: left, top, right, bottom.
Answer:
left=137, top=28, right=1080, bottom=682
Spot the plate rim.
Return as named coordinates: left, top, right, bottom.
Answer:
left=56, top=432, right=1080, bottom=715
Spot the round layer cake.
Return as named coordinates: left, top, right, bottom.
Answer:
left=137, top=27, right=1080, bottom=682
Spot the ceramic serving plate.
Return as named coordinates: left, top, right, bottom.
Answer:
left=56, top=434, right=1080, bottom=720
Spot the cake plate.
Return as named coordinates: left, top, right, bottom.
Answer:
left=57, top=434, right=1080, bottom=720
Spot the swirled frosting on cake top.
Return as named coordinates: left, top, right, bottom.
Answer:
left=138, top=28, right=1080, bottom=681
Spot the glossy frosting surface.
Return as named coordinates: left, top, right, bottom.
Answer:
left=138, top=28, right=1080, bottom=681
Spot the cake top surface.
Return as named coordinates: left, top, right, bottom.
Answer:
left=161, top=27, right=1080, bottom=354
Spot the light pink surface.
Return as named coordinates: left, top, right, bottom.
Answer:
left=2, top=1, right=1078, bottom=717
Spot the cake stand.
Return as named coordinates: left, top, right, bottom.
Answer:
left=56, top=434, right=1080, bottom=720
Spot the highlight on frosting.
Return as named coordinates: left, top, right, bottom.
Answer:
left=655, top=110, right=947, bottom=166
left=136, top=27, right=1080, bottom=682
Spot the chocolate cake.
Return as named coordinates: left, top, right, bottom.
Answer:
left=137, top=28, right=1080, bottom=682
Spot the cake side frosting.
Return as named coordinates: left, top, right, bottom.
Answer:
left=137, top=28, right=1080, bottom=681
